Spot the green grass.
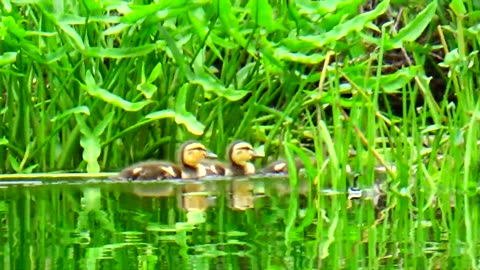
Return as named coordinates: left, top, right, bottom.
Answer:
left=1, top=0, right=476, bottom=178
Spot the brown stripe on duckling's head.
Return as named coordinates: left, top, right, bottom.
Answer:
left=228, top=141, right=263, bottom=166
left=180, top=140, right=217, bottom=168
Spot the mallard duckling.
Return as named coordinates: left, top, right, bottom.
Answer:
left=115, top=141, right=217, bottom=180
left=202, top=141, right=261, bottom=176
left=179, top=140, right=218, bottom=179
left=261, top=159, right=297, bottom=174
left=260, top=145, right=358, bottom=174
left=224, top=141, right=263, bottom=176
left=115, top=160, right=181, bottom=180
left=261, top=157, right=318, bottom=174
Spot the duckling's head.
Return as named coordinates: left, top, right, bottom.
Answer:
left=228, top=141, right=263, bottom=167
left=180, top=141, right=217, bottom=168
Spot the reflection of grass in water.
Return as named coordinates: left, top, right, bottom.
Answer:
left=0, top=175, right=477, bottom=268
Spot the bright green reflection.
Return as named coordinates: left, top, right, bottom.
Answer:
left=0, top=177, right=477, bottom=269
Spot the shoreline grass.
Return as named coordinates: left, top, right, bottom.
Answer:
left=2, top=1, right=475, bottom=177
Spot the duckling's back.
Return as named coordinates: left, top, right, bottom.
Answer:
left=115, top=161, right=182, bottom=180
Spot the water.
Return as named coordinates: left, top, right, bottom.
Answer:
left=0, top=176, right=478, bottom=269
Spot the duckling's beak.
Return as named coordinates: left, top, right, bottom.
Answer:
left=205, top=151, right=218, bottom=159
left=251, top=151, right=264, bottom=159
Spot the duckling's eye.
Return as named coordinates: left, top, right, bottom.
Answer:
left=237, top=147, right=253, bottom=151
left=190, top=147, right=206, bottom=151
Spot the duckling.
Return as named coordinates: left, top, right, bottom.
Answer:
left=179, top=140, right=218, bottom=179
left=115, top=141, right=217, bottom=180
left=261, top=152, right=356, bottom=175
left=261, top=158, right=312, bottom=174
left=115, top=160, right=181, bottom=180
left=224, top=141, right=263, bottom=176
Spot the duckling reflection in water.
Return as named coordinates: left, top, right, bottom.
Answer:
left=115, top=141, right=218, bottom=180
left=230, top=179, right=255, bottom=210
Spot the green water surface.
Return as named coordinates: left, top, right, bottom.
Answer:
left=0, top=177, right=478, bottom=269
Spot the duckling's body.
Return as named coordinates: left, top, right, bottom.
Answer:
left=261, top=160, right=289, bottom=174
left=115, top=160, right=181, bottom=180
left=115, top=141, right=217, bottom=180
left=224, top=141, right=262, bottom=176
left=261, top=156, right=320, bottom=175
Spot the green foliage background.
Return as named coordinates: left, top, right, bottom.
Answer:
left=1, top=0, right=479, bottom=180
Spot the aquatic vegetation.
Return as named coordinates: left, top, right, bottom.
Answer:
left=1, top=0, right=477, bottom=181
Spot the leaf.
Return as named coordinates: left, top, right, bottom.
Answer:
left=236, top=63, right=256, bottom=87
left=158, top=25, right=192, bottom=79
left=296, top=0, right=340, bottom=15
left=247, top=0, right=274, bottom=32
left=50, top=106, right=90, bottom=122
left=450, top=0, right=466, bottom=16
left=0, top=52, right=17, bottom=66
left=136, top=83, right=157, bottom=99
left=343, top=65, right=419, bottom=93
left=80, top=135, right=101, bottom=173
left=84, top=70, right=151, bottom=111
left=421, top=125, right=447, bottom=134
left=75, top=114, right=101, bottom=173
left=3, top=0, right=11, bottom=12
left=136, top=62, right=163, bottom=98
left=22, top=164, right=39, bottom=174
left=145, top=109, right=176, bottom=119
left=8, top=156, right=20, bottom=172
left=147, top=63, right=163, bottom=83
left=59, top=24, right=85, bottom=50
left=218, top=0, right=247, bottom=48
left=3, top=16, right=27, bottom=39
left=439, top=48, right=460, bottom=68
left=299, top=0, right=389, bottom=48
left=380, top=66, right=420, bottom=93
left=390, top=1, right=437, bottom=48
left=121, top=2, right=179, bottom=23
left=93, top=111, right=115, bottom=136
left=0, top=137, right=8, bottom=145
left=25, top=30, right=57, bottom=37
left=145, top=106, right=204, bottom=136
left=102, top=23, right=131, bottom=36
left=85, top=43, right=165, bottom=58
left=274, top=46, right=325, bottom=64
left=284, top=141, right=299, bottom=245
left=190, top=74, right=249, bottom=101
left=175, top=84, right=205, bottom=135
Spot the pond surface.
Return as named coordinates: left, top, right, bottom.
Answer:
left=0, top=176, right=478, bottom=269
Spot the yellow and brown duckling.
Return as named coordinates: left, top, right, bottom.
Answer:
left=223, top=141, right=263, bottom=176
left=179, top=140, right=219, bottom=179
left=115, top=141, right=218, bottom=180
left=202, top=140, right=262, bottom=176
